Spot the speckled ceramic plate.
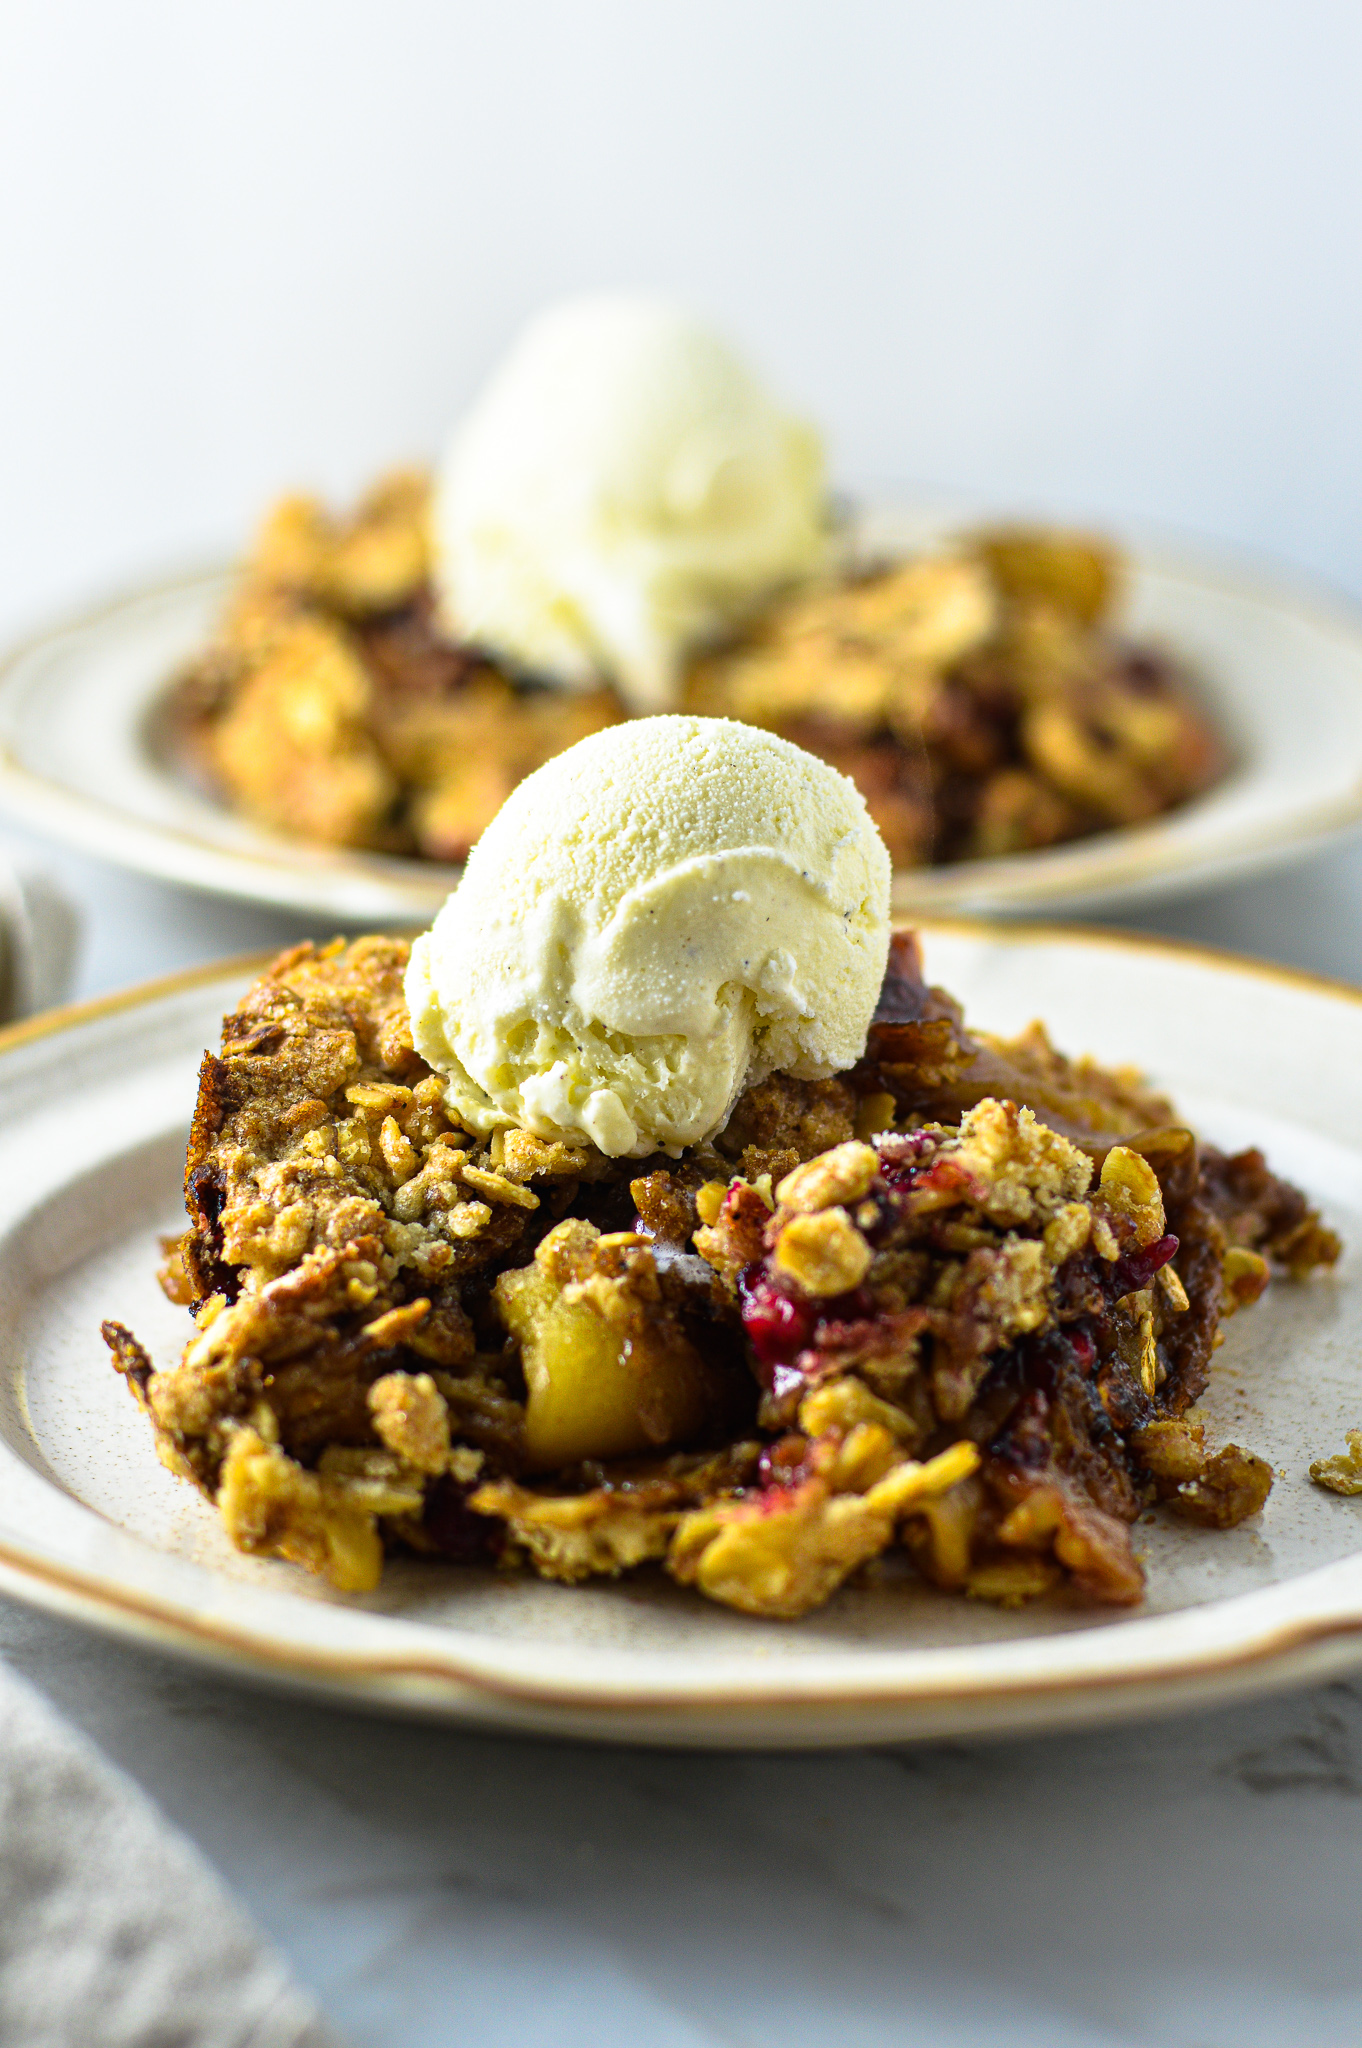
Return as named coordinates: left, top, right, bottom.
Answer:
left=1, top=511, right=1361, bottom=921
left=1, top=923, right=1361, bottom=1747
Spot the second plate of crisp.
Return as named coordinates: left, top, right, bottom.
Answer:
left=1, top=505, right=1361, bottom=922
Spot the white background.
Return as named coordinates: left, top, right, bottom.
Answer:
left=2, top=0, right=1360, bottom=641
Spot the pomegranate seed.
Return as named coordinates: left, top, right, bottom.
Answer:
left=1068, top=1323, right=1097, bottom=1371
left=738, top=1267, right=815, bottom=1367
left=1113, top=1233, right=1179, bottom=1294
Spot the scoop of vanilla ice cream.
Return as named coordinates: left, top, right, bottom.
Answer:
left=431, top=296, right=826, bottom=714
left=405, top=716, right=891, bottom=1159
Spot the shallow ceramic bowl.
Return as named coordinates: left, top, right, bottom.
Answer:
left=0, top=512, right=1360, bottom=921
left=1, top=923, right=1361, bottom=1747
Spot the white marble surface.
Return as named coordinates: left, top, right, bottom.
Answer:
left=4, top=823, right=1362, bottom=2048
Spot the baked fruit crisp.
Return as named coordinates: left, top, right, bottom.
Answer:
left=168, top=475, right=1225, bottom=870
left=102, top=931, right=1338, bottom=1616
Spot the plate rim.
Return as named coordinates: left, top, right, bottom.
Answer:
left=3, top=530, right=1362, bottom=920
left=3, top=1528, right=1362, bottom=1729
left=2, top=920, right=1362, bottom=1739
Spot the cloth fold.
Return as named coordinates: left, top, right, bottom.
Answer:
left=0, top=858, right=78, bottom=1021
left=0, top=1657, right=339, bottom=2048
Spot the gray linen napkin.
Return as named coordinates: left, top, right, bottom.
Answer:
left=0, top=1658, right=339, bottom=2048
left=0, top=861, right=78, bottom=1020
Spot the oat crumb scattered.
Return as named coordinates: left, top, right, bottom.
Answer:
left=1310, top=1430, right=1362, bottom=1496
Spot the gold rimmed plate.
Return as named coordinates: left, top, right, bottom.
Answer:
left=0, top=922, right=1360, bottom=1746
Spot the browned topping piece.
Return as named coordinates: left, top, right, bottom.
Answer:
left=1134, top=1418, right=1273, bottom=1528
left=715, top=1072, right=857, bottom=1185
left=971, top=528, right=1117, bottom=626
left=671, top=1438, right=981, bottom=1619
left=168, top=471, right=623, bottom=861
left=368, top=1371, right=451, bottom=1474
left=688, top=527, right=1224, bottom=866
left=253, top=470, right=433, bottom=616
left=1310, top=1431, right=1362, bottom=1496
left=102, top=1319, right=154, bottom=1402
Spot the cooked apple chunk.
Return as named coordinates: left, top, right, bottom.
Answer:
left=495, top=1218, right=723, bottom=1470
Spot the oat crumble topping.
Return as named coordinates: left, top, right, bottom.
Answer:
left=102, top=931, right=1339, bottom=1617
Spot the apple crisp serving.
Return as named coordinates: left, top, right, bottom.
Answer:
left=168, top=475, right=1224, bottom=869
left=102, top=932, right=1337, bottom=1616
